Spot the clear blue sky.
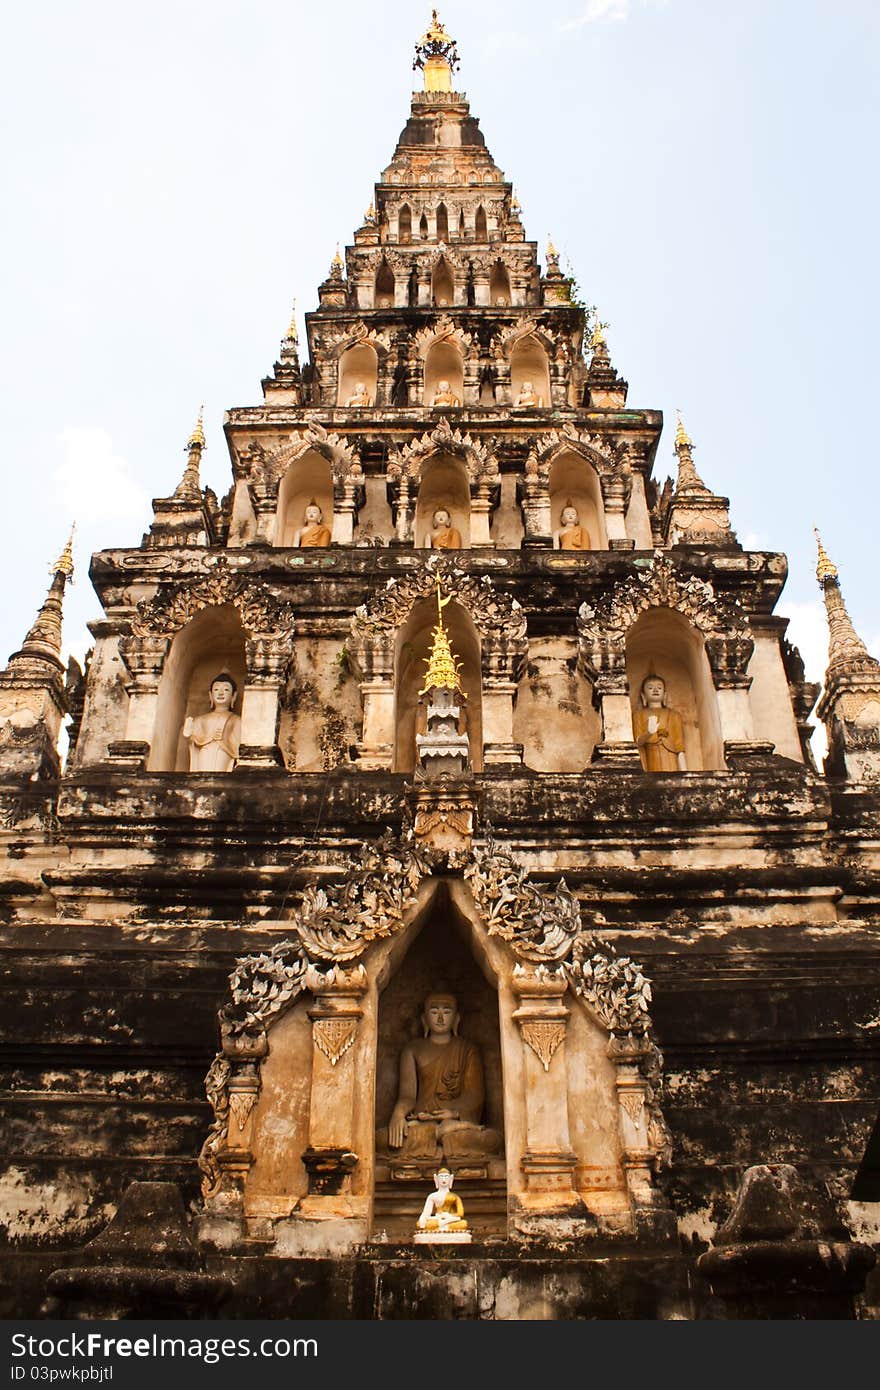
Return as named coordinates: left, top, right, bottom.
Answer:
left=1, top=0, right=877, bottom=711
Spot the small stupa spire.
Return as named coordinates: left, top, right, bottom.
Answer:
left=330, top=244, right=344, bottom=279
left=284, top=300, right=298, bottom=344
left=414, top=10, right=460, bottom=93
left=175, top=405, right=205, bottom=498
left=420, top=577, right=464, bottom=695
left=814, top=528, right=876, bottom=676
left=16, top=529, right=77, bottom=667
left=672, top=408, right=709, bottom=495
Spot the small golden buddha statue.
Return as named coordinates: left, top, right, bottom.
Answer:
left=293, top=501, right=332, bottom=548
left=426, top=507, right=462, bottom=550
left=432, top=379, right=461, bottom=408
left=554, top=501, right=591, bottom=551
left=633, top=672, right=687, bottom=773
left=346, top=380, right=372, bottom=407
left=417, top=1168, right=469, bottom=1236
left=515, top=379, right=542, bottom=407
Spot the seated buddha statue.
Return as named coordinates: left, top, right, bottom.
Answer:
left=515, top=379, right=542, bottom=407
left=346, top=380, right=372, bottom=407
left=382, top=990, right=501, bottom=1162
left=417, top=1169, right=469, bottom=1234
left=553, top=502, right=591, bottom=551
left=183, top=674, right=242, bottom=773
left=426, top=506, right=462, bottom=550
left=293, top=501, right=332, bottom=548
left=432, top=379, right=461, bottom=408
left=633, top=673, right=687, bottom=773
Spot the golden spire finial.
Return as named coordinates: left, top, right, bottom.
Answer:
left=187, top=404, right=206, bottom=451
left=365, top=201, right=376, bottom=224
left=546, top=234, right=558, bottom=261
left=511, top=190, right=521, bottom=215
left=675, top=408, right=692, bottom=450
left=414, top=11, right=459, bottom=94
left=331, top=244, right=344, bottom=274
left=420, top=575, right=464, bottom=695
left=285, top=300, right=298, bottom=343
left=590, top=317, right=608, bottom=351
left=52, top=524, right=76, bottom=582
left=814, top=527, right=838, bottom=583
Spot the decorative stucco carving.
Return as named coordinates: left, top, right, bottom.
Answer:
left=320, top=322, right=394, bottom=358
left=129, top=557, right=293, bottom=640
left=388, top=418, right=498, bottom=484
left=525, top=425, right=620, bottom=481
left=577, top=552, right=754, bottom=683
left=414, top=315, right=473, bottom=360
left=198, top=829, right=668, bottom=1198
left=350, top=557, right=524, bottom=646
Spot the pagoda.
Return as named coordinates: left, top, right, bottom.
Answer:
left=0, top=14, right=877, bottom=1321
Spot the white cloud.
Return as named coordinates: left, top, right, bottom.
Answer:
left=559, top=0, right=630, bottom=28
left=52, top=427, right=149, bottom=525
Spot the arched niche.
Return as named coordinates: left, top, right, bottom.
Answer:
left=148, top=604, right=247, bottom=772
left=510, top=334, right=552, bottom=408
left=275, top=449, right=334, bottom=547
left=626, top=607, right=725, bottom=772
left=548, top=452, right=606, bottom=550
left=374, top=259, right=395, bottom=308
left=338, top=342, right=378, bottom=406
left=373, top=884, right=505, bottom=1229
left=393, top=595, right=482, bottom=772
left=414, top=453, right=471, bottom=550
left=424, top=339, right=464, bottom=405
left=458, top=209, right=466, bottom=237
left=436, top=202, right=449, bottom=241
left=432, top=256, right=454, bottom=306
left=475, top=205, right=488, bottom=240
left=398, top=204, right=412, bottom=244
left=419, top=212, right=429, bottom=240
left=490, top=260, right=511, bottom=306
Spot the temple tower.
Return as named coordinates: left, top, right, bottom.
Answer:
left=0, top=14, right=877, bottom=1319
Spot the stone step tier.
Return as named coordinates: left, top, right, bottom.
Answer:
left=372, top=1178, right=507, bottom=1242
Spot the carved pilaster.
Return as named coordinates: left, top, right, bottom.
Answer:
left=117, top=633, right=171, bottom=750
left=607, top=1034, right=659, bottom=1210
left=299, top=965, right=367, bottom=1215
left=512, top=965, right=585, bottom=1215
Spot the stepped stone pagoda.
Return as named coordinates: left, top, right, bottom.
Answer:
left=1, top=14, right=878, bottom=1320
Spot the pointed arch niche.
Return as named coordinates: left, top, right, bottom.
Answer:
left=490, top=260, right=511, bottom=306
left=374, top=259, right=395, bottom=308
left=414, top=451, right=471, bottom=550
left=398, top=204, right=412, bottom=244
left=432, top=256, right=454, bottom=307
left=275, top=449, right=334, bottom=548
left=436, top=202, right=449, bottom=241
left=626, top=607, right=724, bottom=772
left=148, top=604, right=247, bottom=772
left=475, top=205, right=488, bottom=240
left=393, top=595, right=482, bottom=772
left=424, top=339, right=464, bottom=406
left=338, top=342, right=378, bottom=407
left=510, top=334, right=552, bottom=409
left=549, top=451, right=606, bottom=550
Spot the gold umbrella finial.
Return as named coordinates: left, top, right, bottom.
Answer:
left=546, top=234, right=558, bottom=262
left=814, top=527, right=838, bottom=583
left=332, top=244, right=343, bottom=271
left=675, top=408, right=692, bottom=450
left=187, top=404, right=206, bottom=451
left=285, top=300, right=298, bottom=343
left=52, top=523, right=76, bottom=582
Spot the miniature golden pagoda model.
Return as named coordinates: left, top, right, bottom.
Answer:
left=0, top=12, right=877, bottom=1320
